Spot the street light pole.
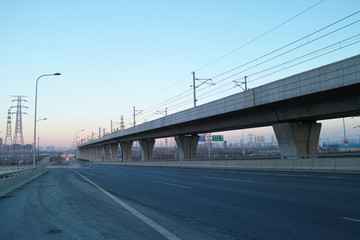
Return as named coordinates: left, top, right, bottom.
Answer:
left=35, top=118, right=47, bottom=159
left=75, top=129, right=84, bottom=147
left=33, top=73, right=61, bottom=168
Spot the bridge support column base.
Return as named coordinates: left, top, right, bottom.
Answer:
left=120, top=141, right=133, bottom=161
left=273, top=121, right=321, bottom=159
left=110, top=143, right=119, bottom=162
left=139, top=139, right=155, bottom=161
left=175, top=135, right=199, bottom=160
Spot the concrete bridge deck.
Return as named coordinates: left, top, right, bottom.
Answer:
left=79, top=54, right=360, bottom=162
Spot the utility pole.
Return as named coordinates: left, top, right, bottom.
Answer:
left=343, top=118, right=348, bottom=147
left=191, top=72, right=214, bottom=107
left=242, top=129, right=245, bottom=155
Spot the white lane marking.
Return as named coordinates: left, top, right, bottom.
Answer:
left=323, top=176, right=344, bottom=179
left=295, top=175, right=312, bottom=177
left=75, top=171, right=182, bottom=240
left=154, top=180, right=192, bottom=189
left=204, top=176, right=254, bottom=183
left=240, top=172, right=345, bottom=179
left=147, top=171, right=164, bottom=175
left=342, top=217, right=360, bottom=223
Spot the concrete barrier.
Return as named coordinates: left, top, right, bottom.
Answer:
left=312, top=159, right=336, bottom=171
left=292, top=159, right=313, bottom=170
left=0, top=167, right=47, bottom=197
left=98, top=157, right=360, bottom=172
left=0, top=166, right=32, bottom=174
left=46, top=164, right=82, bottom=169
left=335, top=158, right=360, bottom=171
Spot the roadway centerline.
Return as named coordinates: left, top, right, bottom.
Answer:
left=75, top=171, right=182, bottom=240
left=154, top=180, right=192, bottom=189
left=342, top=217, right=360, bottom=223
left=203, top=176, right=254, bottom=183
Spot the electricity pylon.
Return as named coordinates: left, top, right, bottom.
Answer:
left=2, top=109, right=13, bottom=154
left=11, top=96, right=28, bottom=153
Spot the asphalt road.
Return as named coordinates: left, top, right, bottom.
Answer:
left=0, top=165, right=359, bottom=240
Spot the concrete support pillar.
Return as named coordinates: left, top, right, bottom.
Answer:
left=89, top=147, right=96, bottom=162
left=110, top=143, right=119, bottom=162
left=92, top=147, right=99, bottom=162
left=83, top=148, right=89, bottom=161
left=175, top=134, right=200, bottom=160
left=103, top=145, right=111, bottom=162
left=87, top=148, right=92, bottom=161
left=139, top=139, right=155, bottom=161
left=95, top=147, right=102, bottom=162
left=100, top=146, right=105, bottom=162
left=120, top=141, right=133, bottom=161
left=75, top=148, right=80, bottom=160
left=78, top=148, right=84, bottom=160
left=273, top=121, right=321, bottom=159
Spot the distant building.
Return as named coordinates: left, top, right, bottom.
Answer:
left=24, top=144, right=32, bottom=151
left=46, top=146, right=54, bottom=152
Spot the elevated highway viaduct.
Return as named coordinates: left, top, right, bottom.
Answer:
left=78, top=54, right=360, bottom=162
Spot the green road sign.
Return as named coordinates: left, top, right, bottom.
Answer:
left=212, top=135, right=224, bottom=141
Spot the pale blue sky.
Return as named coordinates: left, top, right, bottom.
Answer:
left=1, top=0, right=359, bottom=148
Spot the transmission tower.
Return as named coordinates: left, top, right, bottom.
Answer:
left=2, top=109, right=13, bottom=153
left=11, top=96, right=28, bottom=152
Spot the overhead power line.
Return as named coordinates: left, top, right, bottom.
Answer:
left=134, top=0, right=325, bottom=117
left=192, top=33, right=360, bottom=107
left=209, top=11, right=360, bottom=81
left=247, top=35, right=360, bottom=83
left=139, top=9, right=360, bottom=122
left=193, top=0, right=325, bottom=73
left=193, top=13, right=360, bottom=96
left=108, top=6, right=360, bottom=132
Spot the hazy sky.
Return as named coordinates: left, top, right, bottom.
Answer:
left=1, top=0, right=359, bottom=148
